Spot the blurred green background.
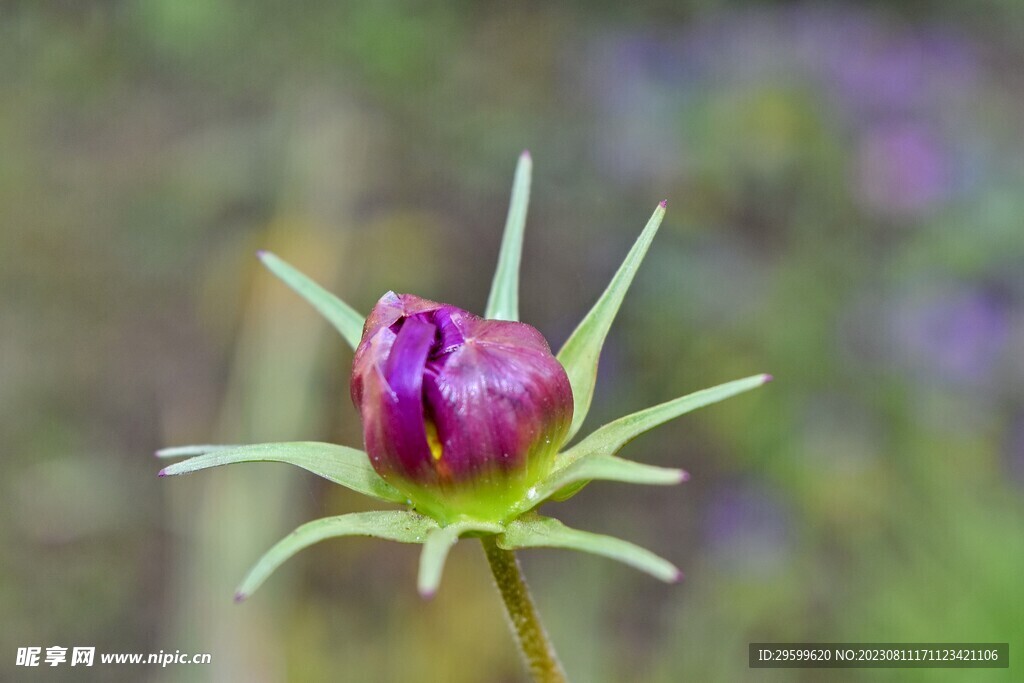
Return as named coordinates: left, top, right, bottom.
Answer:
left=3, top=1, right=1023, bottom=681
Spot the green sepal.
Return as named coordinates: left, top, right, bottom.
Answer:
left=557, top=202, right=666, bottom=443
left=517, top=455, right=684, bottom=515
left=549, top=374, right=771, bottom=500
left=158, top=442, right=405, bottom=504
left=417, top=520, right=503, bottom=598
left=485, top=151, right=532, bottom=322
left=235, top=511, right=439, bottom=601
left=155, top=444, right=241, bottom=459
left=498, top=515, right=680, bottom=583
left=257, top=251, right=365, bottom=350
left=549, top=481, right=588, bottom=502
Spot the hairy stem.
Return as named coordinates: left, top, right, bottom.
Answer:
left=481, top=536, right=567, bottom=682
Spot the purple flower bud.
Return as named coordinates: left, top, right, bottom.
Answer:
left=351, top=292, right=573, bottom=522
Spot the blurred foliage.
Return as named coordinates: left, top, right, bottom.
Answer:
left=2, top=1, right=1022, bottom=681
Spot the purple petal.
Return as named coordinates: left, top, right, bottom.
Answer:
left=431, top=306, right=466, bottom=358
left=351, top=292, right=573, bottom=498
left=380, top=317, right=437, bottom=475
left=422, top=314, right=572, bottom=482
left=351, top=293, right=444, bottom=406
left=359, top=291, right=445, bottom=350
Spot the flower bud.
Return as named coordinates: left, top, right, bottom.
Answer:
left=351, top=292, right=573, bottom=523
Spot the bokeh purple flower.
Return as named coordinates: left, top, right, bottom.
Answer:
left=891, top=284, right=1010, bottom=386
left=705, top=483, right=790, bottom=573
left=581, top=5, right=979, bottom=219
left=857, top=123, right=951, bottom=218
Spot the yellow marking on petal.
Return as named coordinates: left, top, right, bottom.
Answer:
left=425, top=419, right=444, bottom=461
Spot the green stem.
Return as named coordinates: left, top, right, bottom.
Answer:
left=481, top=536, right=567, bottom=683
